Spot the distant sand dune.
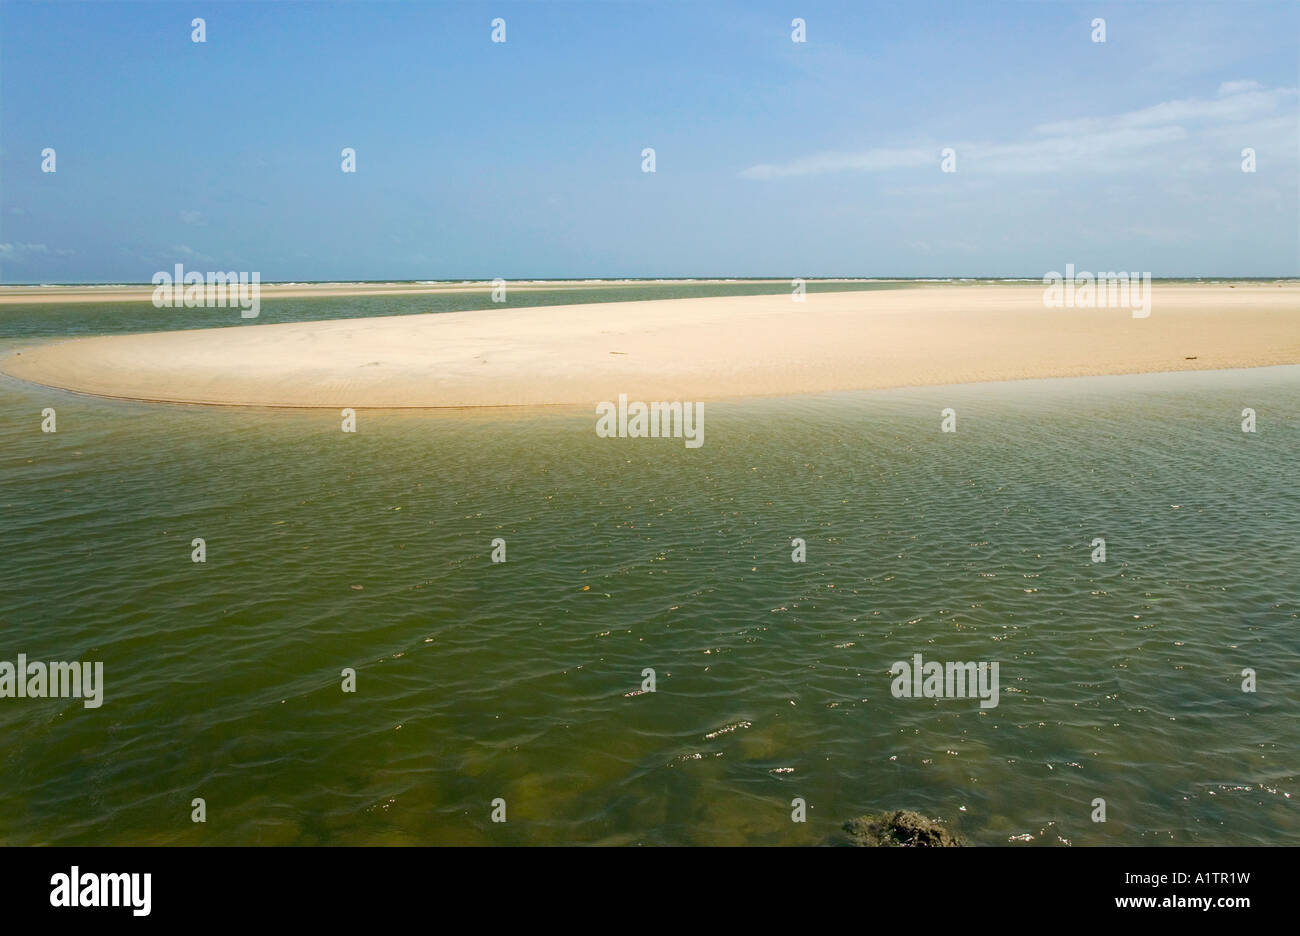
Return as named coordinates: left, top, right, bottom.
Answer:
left=3, top=285, right=1297, bottom=407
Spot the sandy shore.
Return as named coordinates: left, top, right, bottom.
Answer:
left=3, top=285, right=1297, bottom=407
left=0, top=279, right=802, bottom=304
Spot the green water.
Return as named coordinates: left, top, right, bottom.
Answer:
left=0, top=280, right=906, bottom=341
left=1, top=284, right=1297, bottom=845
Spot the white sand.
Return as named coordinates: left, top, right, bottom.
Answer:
left=0, top=279, right=795, bottom=305
left=3, top=285, right=1297, bottom=407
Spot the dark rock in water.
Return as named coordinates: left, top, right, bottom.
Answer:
left=836, top=810, right=966, bottom=846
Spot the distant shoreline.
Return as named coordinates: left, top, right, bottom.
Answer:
left=2, top=279, right=799, bottom=304
left=1, top=277, right=1296, bottom=305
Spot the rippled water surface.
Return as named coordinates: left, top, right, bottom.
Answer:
left=1, top=287, right=1297, bottom=845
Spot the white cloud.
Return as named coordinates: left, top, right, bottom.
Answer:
left=167, top=244, right=216, bottom=264
left=741, top=83, right=1298, bottom=180
left=742, top=146, right=932, bottom=180
left=1218, top=79, right=1262, bottom=96
left=0, top=242, right=50, bottom=263
left=1033, top=85, right=1294, bottom=136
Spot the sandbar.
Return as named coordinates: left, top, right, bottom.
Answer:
left=2, top=284, right=1296, bottom=407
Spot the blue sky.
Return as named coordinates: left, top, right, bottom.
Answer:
left=2, top=0, right=1297, bottom=281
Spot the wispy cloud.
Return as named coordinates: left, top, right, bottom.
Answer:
left=741, top=82, right=1297, bottom=180
left=0, top=242, right=50, bottom=264
left=1033, top=82, right=1289, bottom=136
left=167, top=244, right=216, bottom=265
left=741, top=146, right=934, bottom=180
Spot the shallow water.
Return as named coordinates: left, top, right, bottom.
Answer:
left=0, top=280, right=907, bottom=341
left=1, top=286, right=1297, bottom=845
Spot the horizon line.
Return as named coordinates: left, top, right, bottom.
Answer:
left=3, top=275, right=1299, bottom=288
